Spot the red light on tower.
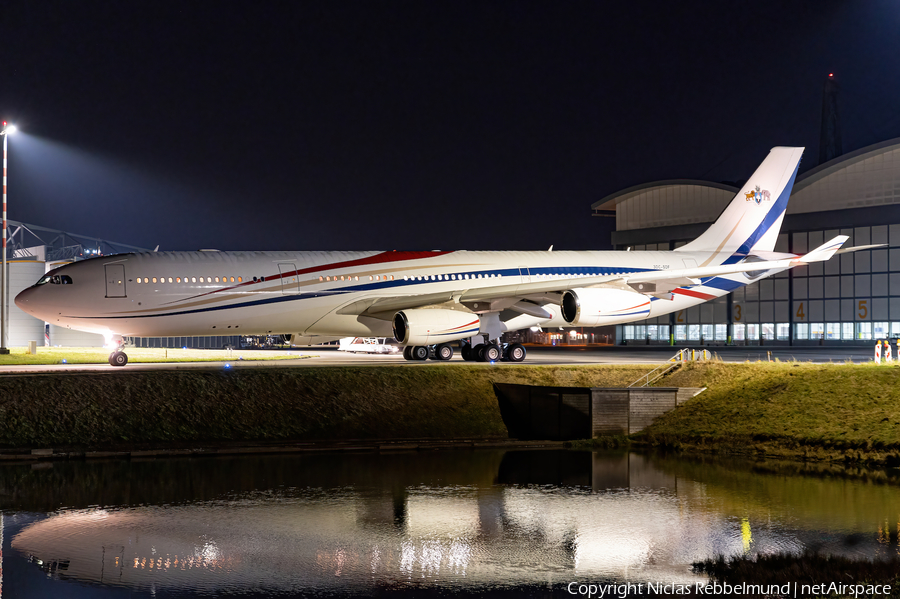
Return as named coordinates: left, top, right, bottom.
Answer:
left=828, top=73, right=833, bottom=77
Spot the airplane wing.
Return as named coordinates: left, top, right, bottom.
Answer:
left=352, top=236, right=851, bottom=318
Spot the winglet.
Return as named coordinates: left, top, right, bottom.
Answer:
left=796, top=235, right=848, bottom=263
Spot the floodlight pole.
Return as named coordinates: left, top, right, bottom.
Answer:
left=0, top=124, right=11, bottom=354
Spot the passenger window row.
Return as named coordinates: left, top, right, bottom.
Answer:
left=318, top=275, right=394, bottom=282
left=136, top=276, right=243, bottom=284
left=404, top=273, right=503, bottom=281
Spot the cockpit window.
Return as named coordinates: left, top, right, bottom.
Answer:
left=35, top=274, right=73, bottom=286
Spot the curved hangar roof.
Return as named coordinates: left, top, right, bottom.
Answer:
left=593, top=137, right=900, bottom=232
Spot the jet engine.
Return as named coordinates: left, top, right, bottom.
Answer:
left=560, top=288, right=652, bottom=326
left=392, top=309, right=480, bottom=345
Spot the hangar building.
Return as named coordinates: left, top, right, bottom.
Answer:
left=592, top=137, right=900, bottom=346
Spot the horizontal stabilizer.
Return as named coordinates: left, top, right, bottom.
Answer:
left=797, top=235, right=849, bottom=263
left=834, top=243, right=886, bottom=255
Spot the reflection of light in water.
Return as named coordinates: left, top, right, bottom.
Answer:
left=9, top=464, right=898, bottom=595
left=742, top=518, right=753, bottom=553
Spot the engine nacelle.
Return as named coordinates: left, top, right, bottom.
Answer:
left=392, top=309, right=480, bottom=345
left=561, top=288, right=652, bottom=326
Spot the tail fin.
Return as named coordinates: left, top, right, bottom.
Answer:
left=676, top=147, right=803, bottom=264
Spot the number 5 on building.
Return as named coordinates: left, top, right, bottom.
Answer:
left=858, top=299, right=868, bottom=319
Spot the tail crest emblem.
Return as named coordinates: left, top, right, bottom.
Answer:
left=744, top=185, right=771, bottom=204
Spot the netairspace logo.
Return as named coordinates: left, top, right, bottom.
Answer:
left=566, top=581, right=893, bottom=598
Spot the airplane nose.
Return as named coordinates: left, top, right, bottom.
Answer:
left=15, top=287, right=35, bottom=312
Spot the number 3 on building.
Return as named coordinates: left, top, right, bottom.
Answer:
left=858, top=299, right=868, bottom=319
left=734, top=305, right=742, bottom=322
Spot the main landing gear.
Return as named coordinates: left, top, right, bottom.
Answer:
left=461, top=341, right=526, bottom=363
left=402, top=343, right=454, bottom=361
left=402, top=340, right=526, bottom=362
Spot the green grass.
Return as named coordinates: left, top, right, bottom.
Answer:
left=0, top=364, right=658, bottom=448
left=3, top=360, right=900, bottom=462
left=638, top=361, right=900, bottom=465
left=0, top=347, right=309, bottom=365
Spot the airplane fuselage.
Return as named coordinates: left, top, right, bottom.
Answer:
left=15, top=248, right=763, bottom=341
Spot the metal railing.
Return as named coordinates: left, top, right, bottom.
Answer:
left=627, top=348, right=712, bottom=387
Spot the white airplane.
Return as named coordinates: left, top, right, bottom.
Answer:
left=15, top=147, right=857, bottom=366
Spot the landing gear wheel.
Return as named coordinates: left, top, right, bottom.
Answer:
left=506, top=343, right=526, bottom=362
left=461, top=344, right=473, bottom=361
left=109, top=351, right=128, bottom=367
left=474, top=344, right=486, bottom=362
left=483, top=344, right=502, bottom=362
left=411, top=346, right=429, bottom=361
left=403, top=346, right=413, bottom=360
left=435, top=343, right=454, bottom=361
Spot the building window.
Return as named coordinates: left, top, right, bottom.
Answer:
left=674, top=325, right=686, bottom=341
left=688, top=324, right=700, bottom=341
left=874, top=321, right=889, bottom=339
left=624, top=325, right=635, bottom=340
left=857, top=322, right=873, bottom=340
left=747, top=323, right=759, bottom=340
left=826, top=323, right=841, bottom=340
left=701, top=324, right=714, bottom=341
left=658, top=325, right=670, bottom=341
left=776, top=323, right=790, bottom=340
left=842, top=322, right=855, bottom=340
left=715, top=324, right=727, bottom=341
left=647, top=325, right=658, bottom=340
left=810, top=323, right=824, bottom=339
left=761, top=323, right=775, bottom=340
left=733, top=324, right=745, bottom=341
left=892, top=322, right=900, bottom=338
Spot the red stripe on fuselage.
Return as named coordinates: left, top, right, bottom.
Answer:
left=165, top=250, right=455, bottom=305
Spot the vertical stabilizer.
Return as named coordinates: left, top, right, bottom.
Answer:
left=675, top=146, right=803, bottom=265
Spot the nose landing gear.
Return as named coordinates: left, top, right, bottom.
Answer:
left=109, top=351, right=129, bottom=367
left=105, top=334, right=129, bottom=367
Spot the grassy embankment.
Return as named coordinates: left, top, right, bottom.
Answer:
left=0, top=347, right=306, bottom=365
left=0, top=365, right=648, bottom=449
left=638, top=360, right=900, bottom=466
left=2, top=361, right=900, bottom=466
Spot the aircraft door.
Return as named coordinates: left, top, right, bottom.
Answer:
left=278, top=263, right=300, bottom=294
left=105, top=264, right=126, bottom=298
left=518, top=266, right=531, bottom=283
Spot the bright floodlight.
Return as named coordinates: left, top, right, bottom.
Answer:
left=6, top=125, right=16, bottom=134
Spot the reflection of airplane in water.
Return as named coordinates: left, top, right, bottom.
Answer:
left=10, top=451, right=899, bottom=595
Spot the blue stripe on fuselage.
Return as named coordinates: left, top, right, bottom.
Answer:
left=69, top=264, right=655, bottom=320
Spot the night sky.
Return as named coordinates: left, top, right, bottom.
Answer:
left=2, top=1, right=899, bottom=252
